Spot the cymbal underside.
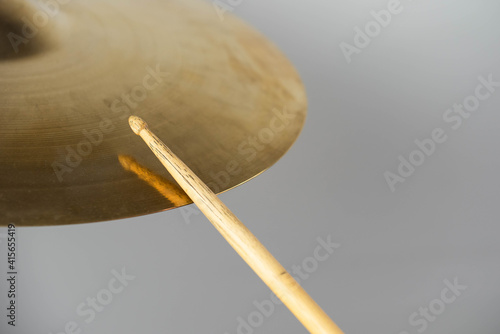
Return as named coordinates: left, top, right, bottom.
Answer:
left=0, top=0, right=306, bottom=226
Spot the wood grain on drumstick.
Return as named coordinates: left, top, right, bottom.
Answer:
left=129, top=116, right=344, bottom=334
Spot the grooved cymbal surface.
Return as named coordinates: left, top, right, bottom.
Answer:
left=0, top=0, right=307, bottom=226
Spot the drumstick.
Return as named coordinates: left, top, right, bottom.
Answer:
left=128, top=116, right=344, bottom=334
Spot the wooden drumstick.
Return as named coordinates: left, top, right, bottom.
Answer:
left=129, top=116, right=344, bottom=334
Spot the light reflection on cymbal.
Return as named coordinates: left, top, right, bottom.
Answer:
left=118, top=155, right=191, bottom=207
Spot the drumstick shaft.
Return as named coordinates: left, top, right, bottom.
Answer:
left=129, top=116, right=344, bottom=334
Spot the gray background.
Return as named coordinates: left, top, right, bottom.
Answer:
left=1, top=0, right=500, bottom=333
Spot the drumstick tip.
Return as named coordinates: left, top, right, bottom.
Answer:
left=129, top=115, right=148, bottom=135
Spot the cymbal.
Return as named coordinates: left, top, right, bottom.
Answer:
left=0, top=0, right=307, bottom=226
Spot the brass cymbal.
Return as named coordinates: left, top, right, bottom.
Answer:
left=0, top=0, right=307, bottom=226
